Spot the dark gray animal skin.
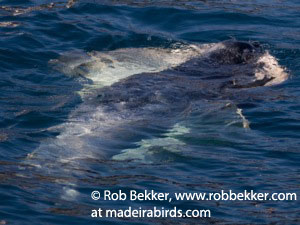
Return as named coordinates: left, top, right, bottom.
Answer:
left=89, top=41, right=268, bottom=121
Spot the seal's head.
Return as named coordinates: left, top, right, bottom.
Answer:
left=210, top=41, right=262, bottom=65
left=201, top=40, right=287, bottom=89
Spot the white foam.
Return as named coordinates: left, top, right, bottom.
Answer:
left=61, top=187, right=79, bottom=201
left=236, top=108, right=250, bottom=129
left=255, top=51, right=288, bottom=86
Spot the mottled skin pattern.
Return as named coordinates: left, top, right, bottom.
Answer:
left=88, top=41, right=266, bottom=122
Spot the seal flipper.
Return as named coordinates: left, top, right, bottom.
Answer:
left=231, top=76, right=274, bottom=89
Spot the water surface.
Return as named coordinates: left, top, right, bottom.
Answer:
left=0, top=0, right=299, bottom=224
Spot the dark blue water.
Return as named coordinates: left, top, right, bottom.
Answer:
left=0, top=0, right=299, bottom=224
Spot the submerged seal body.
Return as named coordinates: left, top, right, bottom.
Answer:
left=29, top=40, right=288, bottom=165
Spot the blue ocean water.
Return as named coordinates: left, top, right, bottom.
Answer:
left=0, top=0, right=299, bottom=224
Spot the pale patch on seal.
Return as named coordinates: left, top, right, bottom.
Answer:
left=112, top=123, right=190, bottom=162
left=50, top=43, right=225, bottom=97
left=255, top=51, right=288, bottom=86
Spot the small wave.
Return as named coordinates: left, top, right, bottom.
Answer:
left=0, top=1, right=76, bottom=17
left=0, top=21, right=20, bottom=27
